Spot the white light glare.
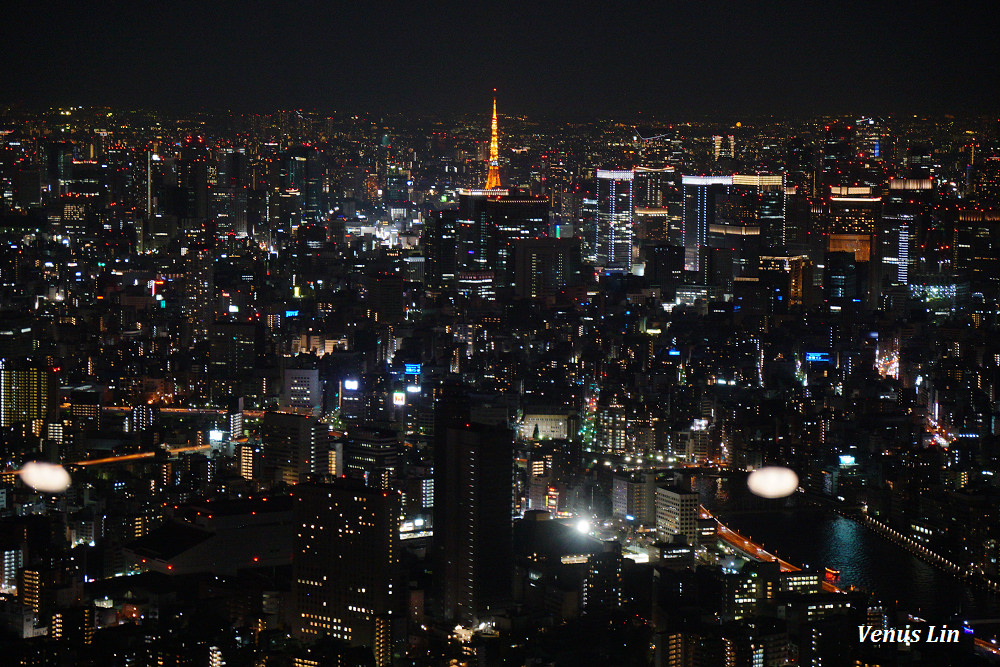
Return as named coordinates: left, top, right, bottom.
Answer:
left=19, top=461, right=72, bottom=493
left=746, top=466, right=799, bottom=499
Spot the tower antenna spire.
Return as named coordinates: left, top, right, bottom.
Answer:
left=485, top=92, right=501, bottom=189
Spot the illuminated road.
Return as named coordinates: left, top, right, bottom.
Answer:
left=703, top=506, right=842, bottom=593
left=104, top=406, right=268, bottom=418
left=73, top=444, right=212, bottom=466
left=4, top=444, right=214, bottom=476
left=974, top=637, right=1000, bottom=656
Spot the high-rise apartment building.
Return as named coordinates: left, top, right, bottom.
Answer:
left=292, top=480, right=401, bottom=667
left=0, top=361, right=52, bottom=437
left=183, top=247, right=214, bottom=345
left=434, top=423, right=513, bottom=626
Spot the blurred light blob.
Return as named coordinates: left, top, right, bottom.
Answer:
left=747, top=466, right=798, bottom=498
left=19, top=462, right=72, bottom=493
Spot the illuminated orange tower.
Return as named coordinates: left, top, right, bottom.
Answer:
left=485, top=95, right=502, bottom=190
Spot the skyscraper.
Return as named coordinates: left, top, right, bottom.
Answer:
left=655, top=485, right=699, bottom=545
left=183, top=247, right=214, bottom=345
left=423, top=210, right=460, bottom=292
left=682, top=175, right=732, bottom=280
left=261, top=412, right=329, bottom=485
left=453, top=181, right=549, bottom=295
left=511, top=237, right=583, bottom=299
left=759, top=255, right=813, bottom=308
left=485, top=194, right=550, bottom=289
left=0, top=361, right=53, bottom=437
left=731, top=174, right=785, bottom=250
left=292, top=480, right=401, bottom=667
left=343, top=425, right=400, bottom=490
left=434, top=423, right=513, bottom=626
left=818, top=187, right=882, bottom=306
left=705, top=174, right=785, bottom=290
left=596, top=169, right=634, bottom=272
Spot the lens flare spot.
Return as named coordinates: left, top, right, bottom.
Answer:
left=747, top=466, right=798, bottom=499
left=19, top=461, right=72, bottom=493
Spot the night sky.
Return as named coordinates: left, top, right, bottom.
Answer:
left=2, top=0, right=998, bottom=116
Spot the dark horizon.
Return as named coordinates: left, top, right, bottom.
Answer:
left=3, top=0, right=999, bottom=117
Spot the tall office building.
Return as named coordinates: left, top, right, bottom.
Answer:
left=706, top=176, right=786, bottom=291
left=821, top=122, right=854, bottom=188
left=635, top=128, right=683, bottom=168
left=612, top=471, right=657, bottom=525
left=280, top=368, right=322, bottom=411
left=786, top=136, right=816, bottom=197
left=237, top=441, right=262, bottom=482
left=633, top=166, right=680, bottom=267
left=732, top=174, right=785, bottom=250
left=633, top=166, right=675, bottom=209
left=595, top=390, right=628, bottom=454
left=595, top=169, right=634, bottom=271
left=953, top=209, right=1000, bottom=296
left=578, top=192, right=598, bottom=263
left=682, top=175, right=732, bottom=279
left=423, top=210, right=459, bottom=292
left=69, top=386, right=103, bottom=431
left=817, top=187, right=882, bottom=306
left=451, top=188, right=550, bottom=295
left=878, top=177, right=932, bottom=293
left=825, top=252, right=861, bottom=303
left=343, top=425, right=399, bottom=490
left=434, top=423, right=514, bottom=626
left=292, top=480, right=401, bottom=667
left=485, top=194, right=550, bottom=288
left=456, top=189, right=500, bottom=293
left=655, top=485, right=699, bottom=545
left=511, top=237, right=583, bottom=299
left=713, top=134, right=736, bottom=163
left=281, top=146, right=325, bottom=223
left=211, top=147, right=249, bottom=239
left=209, top=320, right=261, bottom=402
left=822, top=187, right=881, bottom=262
left=261, top=412, right=328, bottom=485
left=368, top=269, right=406, bottom=324
left=879, top=210, right=915, bottom=289
left=759, top=255, right=813, bottom=308
left=583, top=541, right=623, bottom=613
left=176, top=136, right=213, bottom=222
left=855, top=117, right=890, bottom=162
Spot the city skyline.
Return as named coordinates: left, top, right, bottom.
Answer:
left=3, top=47, right=1000, bottom=663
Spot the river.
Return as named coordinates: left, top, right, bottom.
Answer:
left=693, top=475, right=1000, bottom=624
